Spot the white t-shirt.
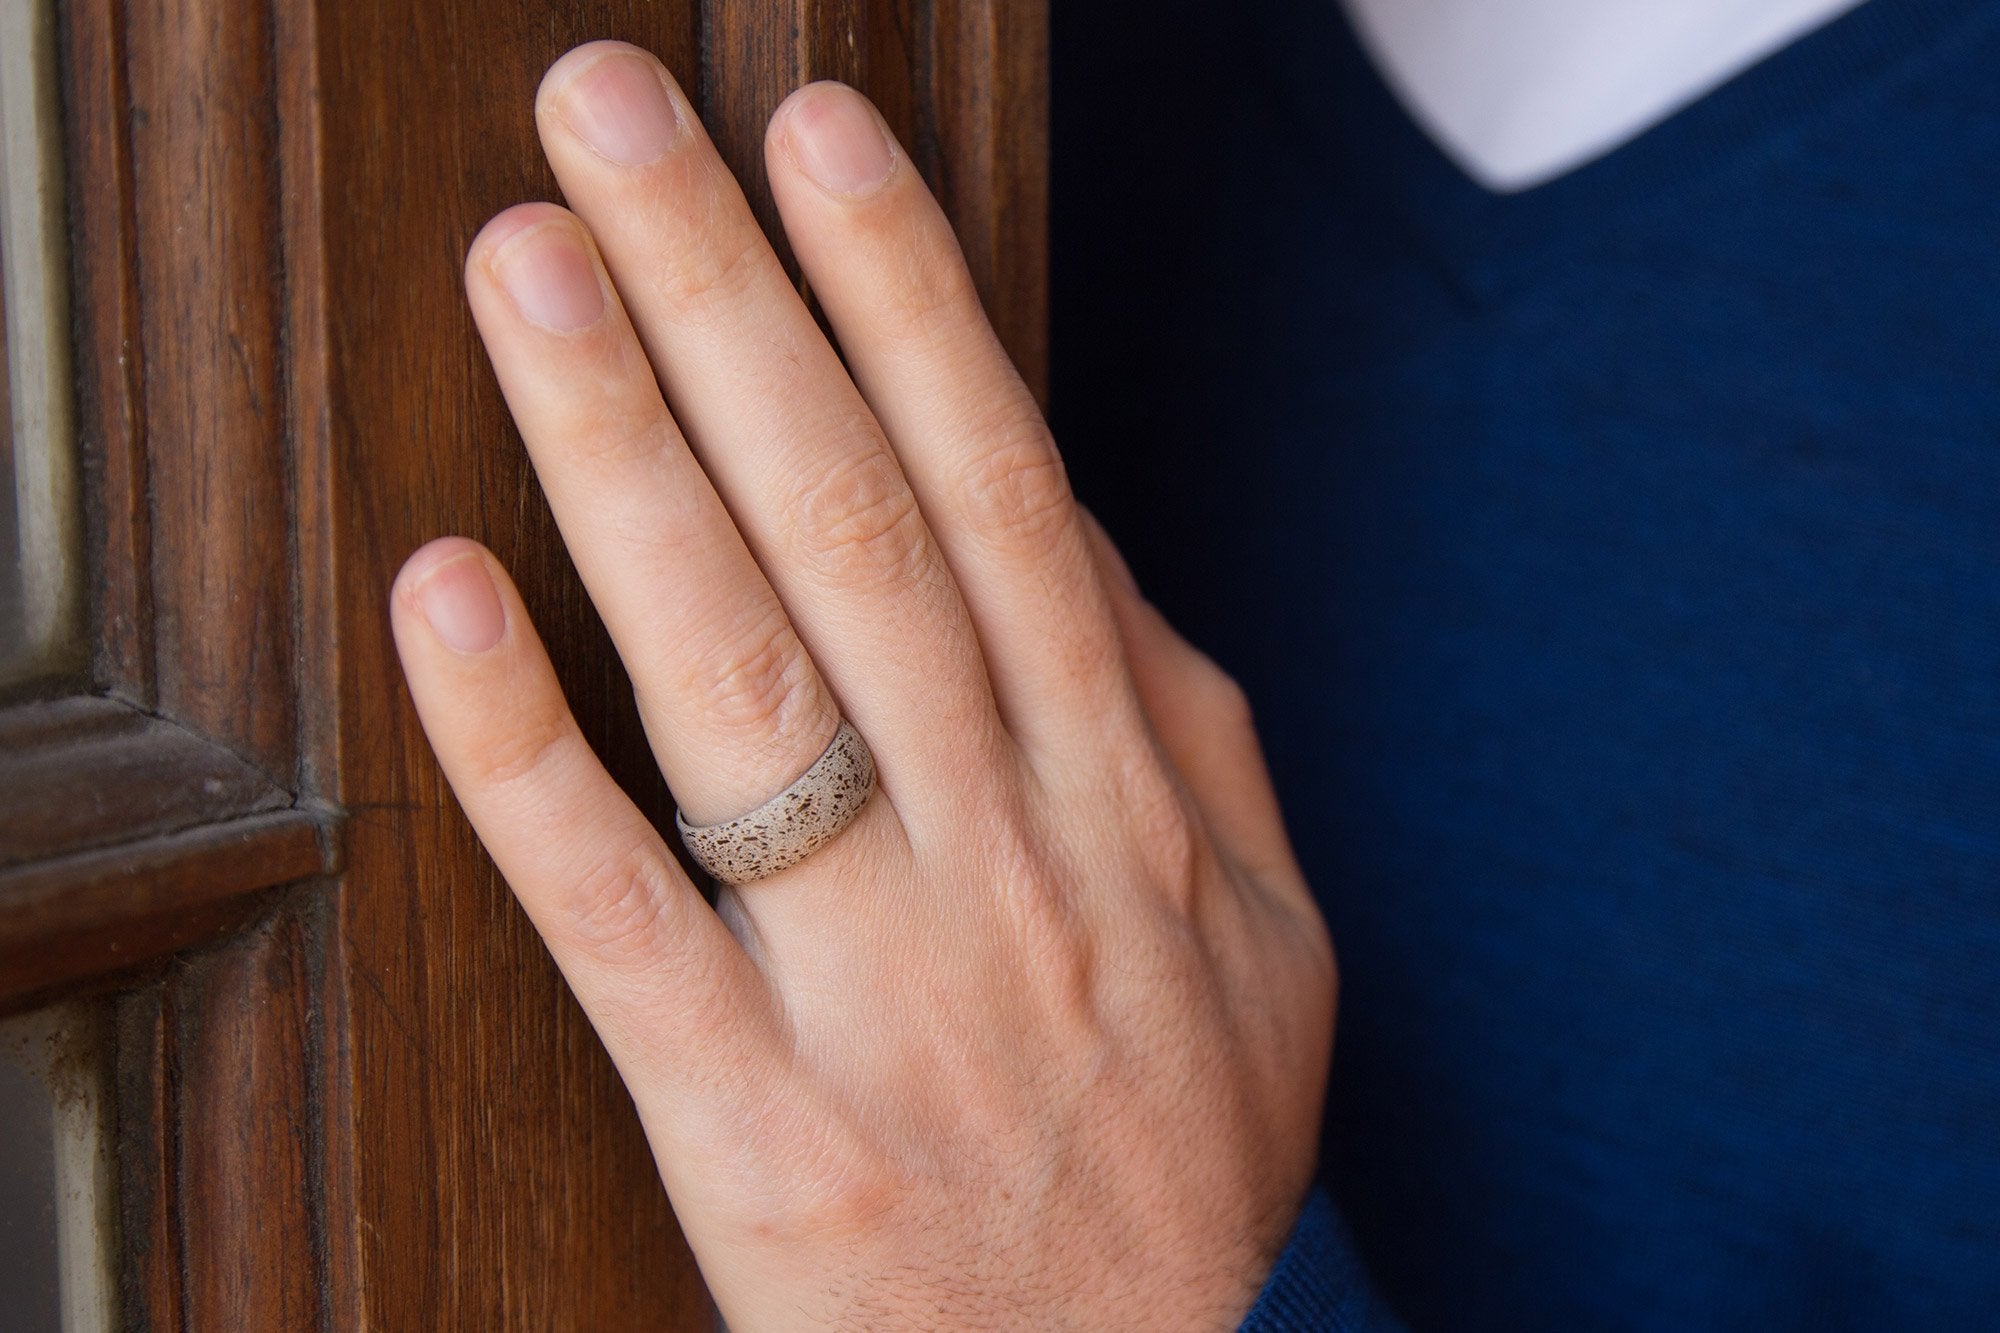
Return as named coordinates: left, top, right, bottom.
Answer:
left=1339, top=0, right=1870, bottom=192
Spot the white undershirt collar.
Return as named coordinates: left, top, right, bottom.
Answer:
left=1339, top=0, right=1871, bottom=193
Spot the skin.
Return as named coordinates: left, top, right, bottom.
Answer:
left=391, top=40, right=1336, bottom=1331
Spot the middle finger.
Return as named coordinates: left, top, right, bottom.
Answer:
left=533, top=42, right=1004, bottom=798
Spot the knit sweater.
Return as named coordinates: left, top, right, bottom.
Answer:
left=1052, top=1, right=2000, bottom=1326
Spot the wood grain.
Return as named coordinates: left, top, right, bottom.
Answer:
left=172, top=910, right=324, bottom=1328
left=124, top=0, right=297, bottom=778
left=695, top=0, right=1049, bottom=400
left=305, top=3, right=708, bottom=1324
left=0, top=697, right=290, bottom=868
left=928, top=0, right=1049, bottom=400
left=0, top=811, right=321, bottom=1016
left=307, top=1, right=1046, bottom=1322
left=113, top=984, right=183, bottom=1333
left=700, top=0, right=865, bottom=275
left=61, top=0, right=150, bottom=701
left=111, top=905, right=334, bottom=1331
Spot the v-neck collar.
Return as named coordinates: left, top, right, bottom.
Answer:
left=1265, top=0, right=2000, bottom=299
left=1340, top=0, right=1873, bottom=194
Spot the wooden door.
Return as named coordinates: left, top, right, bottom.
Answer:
left=0, top=1, right=1046, bottom=1325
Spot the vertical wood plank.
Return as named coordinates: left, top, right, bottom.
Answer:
left=123, top=0, right=296, bottom=777
left=701, top=0, right=808, bottom=271
left=929, top=0, right=1049, bottom=401
left=170, top=911, right=322, bottom=1329
left=284, top=0, right=1044, bottom=1324
left=858, top=0, right=923, bottom=156
left=264, top=0, right=360, bottom=1319
left=703, top=0, right=1049, bottom=398
left=305, top=1, right=711, bottom=1325
left=113, top=985, right=183, bottom=1333
left=700, top=0, right=866, bottom=277
left=60, top=0, right=152, bottom=703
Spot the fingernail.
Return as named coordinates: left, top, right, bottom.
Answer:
left=416, top=555, right=506, bottom=654
left=560, top=51, right=685, bottom=166
left=491, top=223, right=605, bottom=332
left=787, top=84, right=894, bottom=196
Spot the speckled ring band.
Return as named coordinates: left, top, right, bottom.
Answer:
left=675, top=721, right=877, bottom=885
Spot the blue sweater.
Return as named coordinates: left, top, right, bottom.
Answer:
left=1051, top=1, right=2000, bottom=1327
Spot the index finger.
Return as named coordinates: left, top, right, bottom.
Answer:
left=389, top=537, right=782, bottom=1115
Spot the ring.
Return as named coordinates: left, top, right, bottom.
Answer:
left=675, top=721, right=877, bottom=885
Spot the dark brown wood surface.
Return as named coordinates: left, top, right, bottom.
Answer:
left=698, top=0, right=1048, bottom=393
left=0, top=697, right=289, bottom=869
left=125, top=0, right=298, bottom=779
left=0, top=810, right=319, bottom=1014
left=174, top=909, right=326, bottom=1328
left=65, top=0, right=150, bottom=699
left=111, top=899, right=335, bottom=1332
left=307, top=5, right=704, bottom=1321
left=3, top=0, right=1046, bottom=1324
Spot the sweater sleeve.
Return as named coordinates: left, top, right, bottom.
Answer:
left=1238, top=1188, right=1406, bottom=1332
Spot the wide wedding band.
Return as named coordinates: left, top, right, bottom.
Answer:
left=675, top=721, right=877, bottom=885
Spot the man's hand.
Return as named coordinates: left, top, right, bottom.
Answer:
left=390, top=41, right=1334, bottom=1330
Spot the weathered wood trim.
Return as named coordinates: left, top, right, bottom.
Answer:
left=0, top=809, right=323, bottom=1015
left=123, top=0, right=299, bottom=779
left=61, top=0, right=150, bottom=701
left=0, top=696, right=293, bottom=868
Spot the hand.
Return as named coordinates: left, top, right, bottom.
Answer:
left=391, top=41, right=1335, bottom=1330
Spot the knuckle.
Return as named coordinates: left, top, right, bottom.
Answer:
left=658, top=212, right=767, bottom=320
left=1129, top=761, right=1203, bottom=892
left=559, top=846, right=675, bottom=968
left=1093, top=732, right=1205, bottom=901
left=1199, top=663, right=1256, bottom=735
left=793, top=1155, right=908, bottom=1249
left=957, top=422, right=1074, bottom=551
left=684, top=609, right=825, bottom=748
left=790, top=444, right=930, bottom=588
left=733, top=1071, right=911, bottom=1241
left=985, top=823, right=1103, bottom=1020
left=873, top=241, right=985, bottom=346
left=575, top=398, right=677, bottom=471
left=471, top=707, right=575, bottom=792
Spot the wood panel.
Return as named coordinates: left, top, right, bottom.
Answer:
left=0, top=0, right=331, bottom=1033
left=700, top=0, right=865, bottom=273
left=113, top=984, right=183, bottom=1332
left=112, top=903, right=332, bottom=1332
left=63, top=0, right=150, bottom=700
left=0, top=811, right=319, bottom=1016
left=0, top=698, right=288, bottom=868
left=20, top=0, right=344, bottom=1324
left=696, top=0, right=1049, bottom=397
left=305, top=3, right=708, bottom=1324
left=124, top=0, right=298, bottom=779
left=172, top=909, right=325, bottom=1328
left=927, top=0, right=1049, bottom=399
